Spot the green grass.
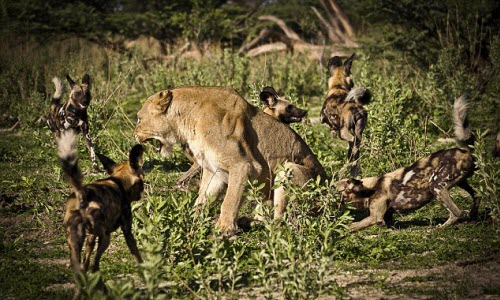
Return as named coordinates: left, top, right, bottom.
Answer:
left=0, top=39, right=499, bottom=299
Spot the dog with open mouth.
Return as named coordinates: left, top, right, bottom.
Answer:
left=336, top=96, right=478, bottom=231
left=47, top=74, right=98, bottom=171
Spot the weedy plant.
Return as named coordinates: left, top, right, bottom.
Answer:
left=0, top=36, right=499, bottom=299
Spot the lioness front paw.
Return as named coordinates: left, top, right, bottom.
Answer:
left=216, top=218, right=239, bottom=237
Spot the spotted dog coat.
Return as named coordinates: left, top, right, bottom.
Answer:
left=47, top=74, right=98, bottom=170
left=337, top=96, right=478, bottom=231
left=320, top=54, right=371, bottom=175
left=58, top=130, right=144, bottom=277
left=175, top=86, right=308, bottom=186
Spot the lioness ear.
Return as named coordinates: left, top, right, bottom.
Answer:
left=96, top=153, right=117, bottom=175
left=153, top=90, right=173, bottom=112
left=66, top=74, right=76, bottom=89
left=259, top=86, right=278, bottom=107
left=343, top=53, right=355, bottom=75
left=82, top=74, right=91, bottom=88
left=129, top=144, right=144, bottom=170
left=328, top=56, right=343, bottom=75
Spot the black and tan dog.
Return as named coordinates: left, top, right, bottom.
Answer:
left=47, top=74, right=98, bottom=170
left=336, top=96, right=478, bottom=231
left=320, top=53, right=371, bottom=175
left=58, top=130, right=144, bottom=276
left=175, top=86, right=308, bottom=186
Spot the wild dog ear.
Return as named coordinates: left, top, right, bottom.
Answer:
left=328, top=56, right=343, bottom=75
left=66, top=75, right=76, bottom=89
left=152, top=90, right=173, bottom=112
left=343, top=53, right=355, bottom=75
left=82, top=74, right=91, bottom=87
left=259, top=86, right=278, bottom=107
left=96, top=153, right=117, bottom=175
left=129, top=144, right=144, bottom=170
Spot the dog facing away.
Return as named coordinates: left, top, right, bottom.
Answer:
left=135, top=86, right=326, bottom=236
left=47, top=74, right=98, bottom=170
left=336, top=96, right=478, bottom=231
left=58, top=130, right=144, bottom=277
left=175, top=86, right=308, bottom=186
left=320, top=53, right=371, bottom=175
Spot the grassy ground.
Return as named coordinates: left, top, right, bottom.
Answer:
left=0, top=39, right=499, bottom=299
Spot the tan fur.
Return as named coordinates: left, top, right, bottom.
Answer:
left=336, top=96, right=478, bottom=231
left=135, top=86, right=326, bottom=236
left=175, top=86, right=308, bottom=187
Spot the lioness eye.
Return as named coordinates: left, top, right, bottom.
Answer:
left=137, top=117, right=141, bottom=124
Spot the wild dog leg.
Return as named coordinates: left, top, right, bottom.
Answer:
left=82, top=234, right=96, bottom=272
left=67, top=223, right=85, bottom=273
left=91, top=234, right=111, bottom=272
left=176, top=161, right=201, bottom=186
left=457, top=180, right=479, bottom=219
left=350, top=198, right=387, bottom=231
left=121, top=215, right=143, bottom=264
left=81, top=123, right=98, bottom=171
left=435, top=188, right=463, bottom=227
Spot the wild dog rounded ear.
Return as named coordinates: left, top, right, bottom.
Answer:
left=66, top=74, right=76, bottom=88
left=82, top=74, right=91, bottom=87
left=328, top=56, right=343, bottom=75
left=259, top=86, right=278, bottom=107
left=153, top=90, right=173, bottom=112
left=343, top=53, right=356, bottom=75
left=96, top=153, right=117, bottom=175
left=129, top=144, right=144, bottom=170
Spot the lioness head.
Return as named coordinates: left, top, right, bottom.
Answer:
left=327, top=53, right=355, bottom=92
left=135, top=90, right=177, bottom=157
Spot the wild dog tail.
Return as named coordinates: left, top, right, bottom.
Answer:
left=453, top=95, right=475, bottom=149
left=345, top=87, right=371, bottom=105
left=57, top=130, right=85, bottom=202
left=51, top=77, right=64, bottom=105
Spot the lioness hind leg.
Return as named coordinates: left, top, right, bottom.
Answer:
left=195, top=168, right=227, bottom=209
left=273, top=163, right=313, bottom=220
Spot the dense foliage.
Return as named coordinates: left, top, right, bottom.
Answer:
left=0, top=1, right=499, bottom=299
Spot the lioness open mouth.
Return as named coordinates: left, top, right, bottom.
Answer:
left=141, top=137, right=171, bottom=157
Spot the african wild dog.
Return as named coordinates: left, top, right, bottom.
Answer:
left=320, top=53, right=371, bottom=175
left=58, top=130, right=144, bottom=277
left=47, top=74, right=98, bottom=170
left=336, top=96, right=478, bottom=231
left=175, top=86, right=308, bottom=186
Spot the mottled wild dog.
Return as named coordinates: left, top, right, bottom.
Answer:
left=58, top=130, right=144, bottom=276
left=320, top=53, right=371, bottom=175
left=135, top=86, right=326, bottom=236
left=47, top=74, right=98, bottom=170
left=337, top=96, right=478, bottom=231
left=175, top=86, right=308, bottom=186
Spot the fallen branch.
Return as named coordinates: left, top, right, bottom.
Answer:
left=246, top=42, right=287, bottom=57
left=258, top=15, right=303, bottom=41
left=238, top=28, right=271, bottom=54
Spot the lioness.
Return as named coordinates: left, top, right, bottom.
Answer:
left=135, top=87, right=326, bottom=235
